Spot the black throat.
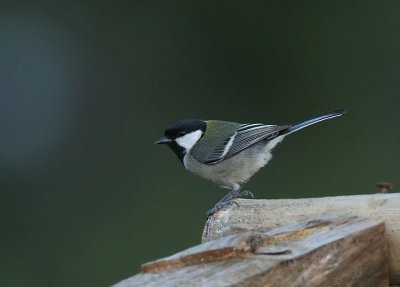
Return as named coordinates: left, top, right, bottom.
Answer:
left=167, top=142, right=186, bottom=163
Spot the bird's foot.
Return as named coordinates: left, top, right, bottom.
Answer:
left=237, top=190, right=254, bottom=199
left=206, top=189, right=254, bottom=218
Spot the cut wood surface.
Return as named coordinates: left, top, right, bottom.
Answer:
left=203, top=193, right=400, bottom=284
left=113, top=216, right=388, bottom=287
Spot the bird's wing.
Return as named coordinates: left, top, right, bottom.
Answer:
left=191, top=121, right=290, bottom=164
left=190, top=120, right=240, bottom=164
left=221, top=123, right=290, bottom=161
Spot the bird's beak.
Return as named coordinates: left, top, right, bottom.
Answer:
left=155, top=136, right=173, bottom=144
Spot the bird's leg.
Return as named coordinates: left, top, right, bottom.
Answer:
left=206, top=188, right=254, bottom=218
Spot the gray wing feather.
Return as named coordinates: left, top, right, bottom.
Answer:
left=194, top=123, right=289, bottom=164
left=221, top=124, right=289, bottom=161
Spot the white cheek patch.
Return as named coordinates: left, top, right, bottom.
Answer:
left=176, top=130, right=203, bottom=151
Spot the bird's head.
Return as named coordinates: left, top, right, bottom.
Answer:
left=155, top=119, right=206, bottom=161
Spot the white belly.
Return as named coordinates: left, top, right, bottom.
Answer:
left=184, top=136, right=285, bottom=190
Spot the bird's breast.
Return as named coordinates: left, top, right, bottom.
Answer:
left=183, top=138, right=283, bottom=189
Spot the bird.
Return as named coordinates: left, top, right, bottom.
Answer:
left=155, top=109, right=346, bottom=217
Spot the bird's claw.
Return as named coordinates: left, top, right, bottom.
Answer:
left=206, top=189, right=254, bottom=218
left=238, top=190, right=254, bottom=199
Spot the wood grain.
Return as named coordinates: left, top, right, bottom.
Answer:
left=113, top=216, right=388, bottom=287
left=203, top=193, right=400, bottom=284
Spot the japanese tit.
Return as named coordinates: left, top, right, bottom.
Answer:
left=156, top=109, right=346, bottom=216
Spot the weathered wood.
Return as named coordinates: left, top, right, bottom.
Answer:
left=202, top=193, right=400, bottom=284
left=113, top=216, right=388, bottom=287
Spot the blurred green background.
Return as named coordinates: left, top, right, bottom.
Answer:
left=1, top=1, right=399, bottom=286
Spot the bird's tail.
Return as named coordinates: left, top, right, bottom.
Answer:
left=284, top=109, right=346, bottom=135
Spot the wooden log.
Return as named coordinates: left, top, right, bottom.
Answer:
left=113, top=216, right=388, bottom=287
left=202, top=193, right=400, bottom=284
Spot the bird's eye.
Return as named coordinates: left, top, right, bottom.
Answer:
left=178, top=131, right=186, bottom=137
